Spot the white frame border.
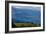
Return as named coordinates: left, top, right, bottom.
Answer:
left=9, top=3, right=43, bottom=31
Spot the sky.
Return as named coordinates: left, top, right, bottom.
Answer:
left=12, top=6, right=41, bottom=24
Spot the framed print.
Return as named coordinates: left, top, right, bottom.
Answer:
left=5, top=1, right=45, bottom=33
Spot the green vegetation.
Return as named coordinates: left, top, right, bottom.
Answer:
left=12, top=22, right=40, bottom=28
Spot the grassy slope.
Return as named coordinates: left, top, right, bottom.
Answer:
left=12, top=23, right=40, bottom=28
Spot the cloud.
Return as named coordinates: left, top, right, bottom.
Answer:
left=12, top=6, right=41, bottom=11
